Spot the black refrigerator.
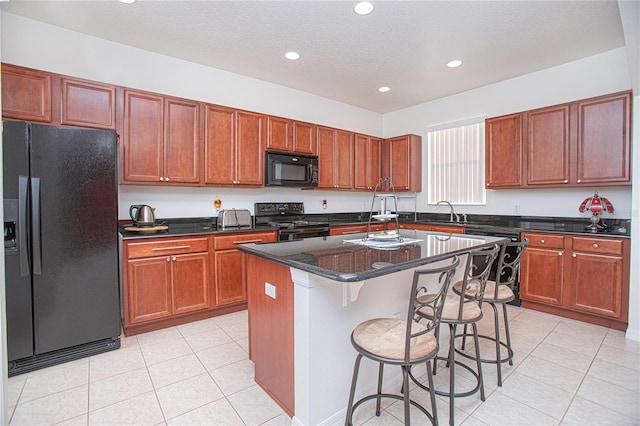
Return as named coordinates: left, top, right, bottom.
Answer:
left=3, top=121, right=121, bottom=376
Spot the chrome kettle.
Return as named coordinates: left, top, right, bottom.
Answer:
left=129, top=204, right=156, bottom=227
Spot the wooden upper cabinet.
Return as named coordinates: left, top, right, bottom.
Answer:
left=334, top=130, right=354, bottom=189
left=385, top=134, right=422, bottom=192
left=205, top=105, right=264, bottom=186
left=488, top=90, right=631, bottom=189
left=316, top=126, right=336, bottom=189
left=121, top=89, right=165, bottom=183
left=354, top=134, right=381, bottom=191
left=527, top=104, right=570, bottom=186
left=485, top=113, right=523, bottom=188
left=164, top=97, right=201, bottom=184
left=61, top=77, right=116, bottom=129
left=235, top=110, right=265, bottom=186
left=317, top=127, right=353, bottom=189
left=204, top=104, right=235, bottom=185
left=293, top=121, right=317, bottom=155
left=120, top=88, right=201, bottom=185
left=576, top=91, right=631, bottom=185
left=1, top=63, right=52, bottom=123
left=266, top=116, right=293, bottom=152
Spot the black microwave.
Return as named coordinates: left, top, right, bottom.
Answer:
left=265, top=151, right=318, bottom=187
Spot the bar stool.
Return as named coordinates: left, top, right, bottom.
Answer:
left=455, top=239, right=528, bottom=386
left=345, top=256, right=460, bottom=426
left=415, top=245, right=499, bottom=426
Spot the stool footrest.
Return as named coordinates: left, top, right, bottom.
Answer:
left=454, top=332, right=514, bottom=365
left=351, top=392, right=436, bottom=425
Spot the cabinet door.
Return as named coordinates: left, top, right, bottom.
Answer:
left=126, top=257, right=172, bottom=324
left=334, top=130, right=354, bottom=189
left=293, top=121, right=316, bottom=154
left=316, top=126, right=336, bottom=189
left=570, top=252, right=623, bottom=319
left=61, top=77, right=116, bottom=129
left=386, top=135, right=421, bottom=191
left=204, top=104, right=235, bottom=185
left=520, top=247, right=565, bottom=306
left=1, top=63, right=52, bottom=123
left=576, top=92, right=631, bottom=185
left=485, top=114, right=523, bottom=188
left=164, top=97, right=201, bottom=184
left=214, top=249, right=247, bottom=306
left=235, top=110, right=265, bottom=186
left=171, top=252, right=210, bottom=314
left=122, top=90, right=164, bottom=183
left=354, top=135, right=381, bottom=190
left=267, top=116, right=292, bottom=152
left=527, top=105, right=570, bottom=186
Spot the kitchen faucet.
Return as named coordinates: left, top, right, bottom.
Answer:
left=436, top=200, right=460, bottom=223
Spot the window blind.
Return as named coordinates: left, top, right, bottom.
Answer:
left=427, top=121, right=486, bottom=205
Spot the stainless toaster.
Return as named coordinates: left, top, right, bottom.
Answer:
left=217, top=209, right=252, bottom=230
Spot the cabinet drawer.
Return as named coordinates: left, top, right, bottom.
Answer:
left=127, top=237, right=209, bottom=259
left=523, top=233, right=564, bottom=249
left=215, top=231, right=276, bottom=250
left=572, top=237, right=623, bottom=256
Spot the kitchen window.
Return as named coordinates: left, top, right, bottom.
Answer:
left=427, top=118, right=486, bottom=205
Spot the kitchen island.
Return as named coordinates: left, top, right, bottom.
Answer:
left=239, top=230, right=506, bottom=426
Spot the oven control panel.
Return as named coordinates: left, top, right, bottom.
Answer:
left=255, top=202, right=304, bottom=216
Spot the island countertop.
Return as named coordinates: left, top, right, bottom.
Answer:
left=237, top=229, right=507, bottom=282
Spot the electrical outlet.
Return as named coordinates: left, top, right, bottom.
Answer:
left=513, top=204, right=520, bottom=214
left=265, top=282, right=276, bottom=299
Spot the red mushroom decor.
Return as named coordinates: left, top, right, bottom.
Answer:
left=578, top=191, right=614, bottom=233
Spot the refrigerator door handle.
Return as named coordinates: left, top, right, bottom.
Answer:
left=18, top=175, right=31, bottom=277
left=31, top=177, right=42, bottom=275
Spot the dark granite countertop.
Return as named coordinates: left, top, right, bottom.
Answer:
left=118, top=217, right=273, bottom=240
left=119, top=212, right=631, bottom=240
left=238, top=230, right=507, bottom=282
left=322, top=212, right=631, bottom=238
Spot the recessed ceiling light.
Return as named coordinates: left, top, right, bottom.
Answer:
left=447, top=60, right=463, bottom=68
left=354, top=2, right=374, bottom=15
left=378, top=86, right=390, bottom=93
left=118, top=0, right=136, bottom=4
left=285, top=51, right=300, bottom=60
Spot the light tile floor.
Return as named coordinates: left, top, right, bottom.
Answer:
left=7, top=306, right=640, bottom=425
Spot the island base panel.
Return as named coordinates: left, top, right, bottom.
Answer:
left=247, top=255, right=295, bottom=415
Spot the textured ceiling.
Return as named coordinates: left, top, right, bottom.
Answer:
left=0, top=1, right=626, bottom=113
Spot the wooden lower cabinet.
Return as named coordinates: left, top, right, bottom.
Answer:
left=123, top=237, right=210, bottom=335
left=212, top=231, right=277, bottom=306
left=520, top=232, right=629, bottom=330
left=329, top=223, right=384, bottom=236
left=400, top=223, right=466, bottom=234
left=122, top=231, right=275, bottom=336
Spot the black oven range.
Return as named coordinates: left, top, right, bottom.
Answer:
left=254, top=202, right=330, bottom=241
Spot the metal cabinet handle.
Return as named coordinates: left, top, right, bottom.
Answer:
left=558, top=252, right=563, bottom=256
left=577, top=179, right=582, bottom=183
left=341, top=230, right=361, bottom=235
left=152, top=245, right=191, bottom=251
left=572, top=253, right=577, bottom=257
left=160, top=177, right=164, bottom=181
left=232, top=239, right=264, bottom=244
left=593, top=243, right=599, bottom=248
left=563, top=179, right=568, bottom=183
left=486, top=183, right=490, bottom=187
left=541, top=239, right=545, bottom=244
left=166, top=177, right=170, bottom=182
left=166, top=257, right=170, bottom=262
left=172, top=256, right=177, bottom=261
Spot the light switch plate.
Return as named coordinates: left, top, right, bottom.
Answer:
left=265, top=282, right=277, bottom=299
